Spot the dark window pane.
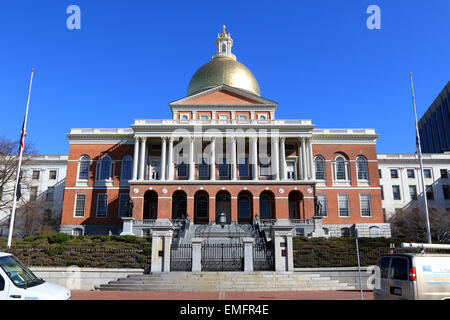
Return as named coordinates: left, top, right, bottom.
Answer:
left=390, top=258, right=408, bottom=280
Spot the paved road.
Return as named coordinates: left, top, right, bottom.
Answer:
left=71, top=290, right=373, bottom=300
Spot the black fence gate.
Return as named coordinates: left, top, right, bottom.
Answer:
left=170, top=244, right=192, bottom=271
left=201, top=243, right=244, bottom=271
left=253, top=242, right=275, bottom=271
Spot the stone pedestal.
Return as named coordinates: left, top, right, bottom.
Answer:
left=191, top=238, right=202, bottom=272
left=120, top=217, right=135, bottom=236
left=150, top=219, right=174, bottom=273
left=271, top=219, right=294, bottom=272
left=243, top=237, right=254, bottom=272
left=311, top=216, right=326, bottom=238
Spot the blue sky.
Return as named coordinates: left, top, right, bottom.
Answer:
left=0, top=0, right=449, bottom=155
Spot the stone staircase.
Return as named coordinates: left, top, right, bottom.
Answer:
left=95, top=272, right=356, bottom=291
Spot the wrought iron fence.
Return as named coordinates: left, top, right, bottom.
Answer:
left=0, top=246, right=152, bottom=269
left=253, top=242, right=274, bottom=271
left=170, top=244, right=192, bottom=271
left=201, top=243, right=244, bottom=271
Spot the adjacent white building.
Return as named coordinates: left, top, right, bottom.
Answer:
left=0, top=155, right=67, bottom=236
left=378, top=153, right=450, bottom=220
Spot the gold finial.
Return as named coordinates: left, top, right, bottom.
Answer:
left=220, top=25, right=227, bottom=37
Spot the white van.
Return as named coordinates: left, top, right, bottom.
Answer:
left=0, top=252, right=71, bottom=300
left=373, top=250, right=450, bottom=300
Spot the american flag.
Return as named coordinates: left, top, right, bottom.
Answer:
left=19, top=117, right=26, bottom=153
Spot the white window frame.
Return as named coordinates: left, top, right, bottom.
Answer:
left=48, top=169, right=58, bottom=180
left=73, top=194, right=86, bottom=218
left=360, top=194, right=372, bottom=217
left=118, top=193, right=130, bottom=218
left=314, top=156, right=326, bottom=182
left=180, top=113, right=190, bottom=121
left=333, top=156, right=350, bottom=186
left=286, top=159, right=297, bottom=180
left=46, top=186, right=55, bottom=202
left=95, top=156, right=114, bottom=187
left=72, top=228, right=84, bottom=236
left=259, top=157, right=271, bottom=177
left=316, top=194, right=328, bottom=217
left=96, top=193, right=108, bottom=218
left=120, top=155, right=133, bottom=184
left=238, top=157, right=249, bottom=178
left=218, top=114, right=229, bottom=123
left=356, top=156, right=369, bottom=186
left=77, top=155, right=90, bottom=186
left=338, top=193, right=349, bottom=217
left=177, top=157, right=188, bottom=178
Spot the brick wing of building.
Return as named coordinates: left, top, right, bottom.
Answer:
left=60, top=27, right=390, bottom=238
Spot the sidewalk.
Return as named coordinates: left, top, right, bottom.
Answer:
left=71, top=290, right=373, bottom=300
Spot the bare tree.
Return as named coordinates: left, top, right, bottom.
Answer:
left=0, top=135, right=38, bottom=233
left=389, top=206, right=450, bottom=243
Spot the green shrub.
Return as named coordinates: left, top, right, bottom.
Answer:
left=116, top=235, right=139, bottom=244
left=46, top=245, right=67, bottom=256
left=48, top=233, right=72, bottom=244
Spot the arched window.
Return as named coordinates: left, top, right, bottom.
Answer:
left=315, top=156, right=325, bottom=180
left=196, top=196, right=208, bottom=218
left=357, top=156, right=369, bottom=180
left=100, top=156, right=111, bottom=180
left=78, top=156, right=90, bottom=180
left=336, top=156, right=346, bottom=180
left=238, top=196, right=251, bottom=219
left=221, top=43, right=226, bottom=53
left=121, top=156, right=133, bottom=181
left=259, top=193, right=274, bottom=219
left=370, top=226, right=380, bottom=238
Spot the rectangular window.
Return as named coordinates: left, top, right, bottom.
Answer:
left=32, top=170, right=40, bottom=180
left=30, top=187, right=38, bottom=201
left=338, top=194, right=349, bottom=217
left=74, top=194, right=86, bottom=217
left=407, top=169, right=415, bottom=178
left=118, top=194, right=130, bottom=217
left=392, top=185, right=401, bottom=200
left=49, top=170, right=57, bottom=180
left=237, top=114, right=248, bottom=121
left=426, top=185, right=434, bottom=200
left=259, top=157, right=270, bottom=177
left=218, top=114, right=228, bottom=122
left=378, top=169, right=382, bottom=179
left=198, top=159, right=209, bottom=178
left=96, top=194, right=108, bottom=218
left=199, top=114, right=209, bottom=121
left=424, top=169, right=432, bottom=179
left=380, top=186, right=384, bottom=200
left=46, top=186, right=54, bottom=202
left=360, top=194, right=371, bottom=217
left=238, top=157, right=249, bottom=177
left=390, top=169, right=398, bottom=179
left=441, top=169, right=448, bottom=179
left=443, top=185, right=450, bottom=200
left=409, top=185, right=418, bottom=200
left=316, top=194, right=327, bottom=217
left=177, top=160, right=187, bottom=178
left=218, top=158, right=228, bottom=177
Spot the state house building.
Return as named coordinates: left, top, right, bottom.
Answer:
left=60, top=27, right=391, bottom=238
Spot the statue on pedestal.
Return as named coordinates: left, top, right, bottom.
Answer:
left=314, top=196, right=322, bottom=216
left=126, top=198, right=134, bottom=218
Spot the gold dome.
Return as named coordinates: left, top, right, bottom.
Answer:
left=187, top=26, right=261, bottom=96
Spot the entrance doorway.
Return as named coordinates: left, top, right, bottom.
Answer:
left=143, top=191, right=158, bottom=219
left=194, top=191, right=209, bottom=224
left=172, top=190, right=187, bottom=219
left=215, top=191, right=231, bottom=224
left=237, top=191, right=253, bottom=224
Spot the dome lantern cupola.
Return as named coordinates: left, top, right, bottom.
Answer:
left=187, top=26, right=261, bottom=96
left=212, top=25, right=236, bottom=61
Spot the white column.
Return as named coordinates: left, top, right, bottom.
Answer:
left=300, top=137, right=306, bottom=180
left=271, top=137, right=279, bottom=180
left=308, top=137, right=314, bottom=180
left=139, top=137, right=146, bottom=180
left=132, top=137, right=140, bottom=180
left=280, top=137, right=287, bottom=180
left=231, top=136, right=237, bottom=180
left=251, top=137, right=258, bottom=180
left=210, top=137, right=216, bottom=180
left=189, top=136, right=195, bottom=180
left=160, top=137, right=167, bottom=180
left=168, top=137, right=174, bottom=180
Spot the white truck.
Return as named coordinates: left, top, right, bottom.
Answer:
left=374, top=243, right=450, bottom=300
left=0, top=252, right=71, bottom=300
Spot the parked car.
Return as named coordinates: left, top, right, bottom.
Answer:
left=373, top=244, right=450, bottom=300
left=0, top=252, right=70, bottom=300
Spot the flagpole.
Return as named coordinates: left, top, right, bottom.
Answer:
left=410, top=72, right=432, bottom=244
left=7, top=68, right=34, bottom=248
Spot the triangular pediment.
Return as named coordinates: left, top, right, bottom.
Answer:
left=170, top=85, right=277, bottom=106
